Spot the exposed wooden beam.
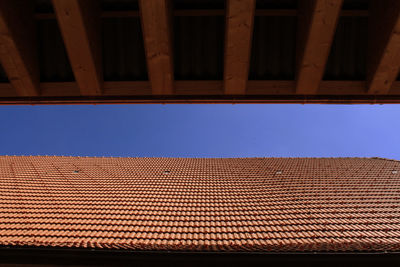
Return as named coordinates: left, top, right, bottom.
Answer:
left=223, top=0, right=256, bottom=95
left=35, top=80, right=376, bottom=97
left=0, top=80, right=400, bottom=105
left=0, top=0, right=39, bottom=96
left=52, top=0, right=102, bottom=96
left=2, top=92, right=400, bottom=105
left=139, top=0, right=174, bottom=95
left=34, top=9, right=369, bottom=20
left=296, top=0, right=343, bottom=94
left=367, top=0, right=400, bottom=95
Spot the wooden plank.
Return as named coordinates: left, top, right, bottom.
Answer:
left=223, top=0, right=256, bottom=95
left=40, top=82, right=80, bottom=96
left=52, top=0, right=102, bottom=96
left=2, top=93, right=400, bottom=105
left=2, top=80, right=400, bottom=105
left=30, top=80, right=374, bottom=97
left=1, top=81, right=400, bottom=104
left=247, top=81, right=295, bottom=95
left=389, top=81, right=400, bottom=94
left=296, top=0, right=343, bottom=94
left=0, top=0, right=39, bottom=96
left=175, top=81, right=223, bottom=95
left=319, top=81, right=366, bottom=95
left=367, top=0, right=400, bottom=95
left=35, top=9, right=369, bottom=20
left=139, top=0, right=174, bottom=95
left=248, top=81, right=366, bottom=95
left=0, top=82, right=17, bottom=97
left=104, top=81, right=151, bottom=96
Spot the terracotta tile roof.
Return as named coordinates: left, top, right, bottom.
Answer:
left=0, top=156, right=400, bottom=252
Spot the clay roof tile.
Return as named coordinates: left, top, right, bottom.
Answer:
left=0, top=156, right=399, bottom=252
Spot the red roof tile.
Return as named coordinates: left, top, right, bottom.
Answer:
left=0, top=156, right=400, bottom=252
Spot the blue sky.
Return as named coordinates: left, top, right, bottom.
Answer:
left=0, top=104, right=399, bottom=159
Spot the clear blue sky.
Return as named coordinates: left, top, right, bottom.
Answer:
left=0, top=104, right=399, bottom=159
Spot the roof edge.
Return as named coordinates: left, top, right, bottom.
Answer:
left=0, top=155, right=397, bottom=161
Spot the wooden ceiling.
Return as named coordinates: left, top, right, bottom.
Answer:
left=0, top=0, right=400, bottom=104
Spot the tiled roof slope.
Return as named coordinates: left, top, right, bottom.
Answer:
left=0, top=156, right=400, bottom=252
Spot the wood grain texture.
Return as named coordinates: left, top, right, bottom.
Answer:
left=367, top=0, right=400, bottom=95
left=223, top=0, right=256, bottom=95
left=0, top=0, right=39, bottom=96
left=139, top=0, right=174, bottom=95
left=296, top=0, right=343, bottom=94
left=52, top=0, right=103, bottom=96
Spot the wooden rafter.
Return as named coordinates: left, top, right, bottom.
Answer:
left=52, top=0, right=103, bottom=96
left=139, top=0, right=174, bottom=95
left=0, top=0, right=39, bottom=96
left=296, top=0, right=343, bottom=95
left=367, top=0, right=400, bottom=95
left=4, top=1, right=400, bottom=105
left=224, top=0, right=256, bottom=95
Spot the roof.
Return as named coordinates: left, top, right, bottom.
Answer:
left=1, top=0, right=400, bottom=104
left=0, top=156, right=400, bottom=252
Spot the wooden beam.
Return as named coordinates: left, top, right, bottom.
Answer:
left=35, top=9, right=369, bottom=20
left=0, top=0, right=39, bottom=96
left=367, top=0, right=400, bottom=95
left=35, top=80, right=373, bottom=97
left=139, top=0, right=174, bottom=95
left=296, top=0, right=343, bottom=94
left=52, top=0, right=102, bottom=96
left=223, top=0, right=256, bottom=95
left=1, top=80, right=400, bottom=105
